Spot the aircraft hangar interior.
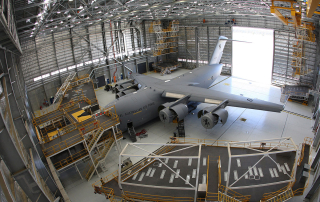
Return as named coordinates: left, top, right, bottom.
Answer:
left=2, top=0, right=320, bottom=202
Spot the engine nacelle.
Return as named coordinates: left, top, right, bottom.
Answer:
left=158, top=103, right=188, bottom=124
left=199, top=108, right=228, bottom=129
left=201, top=113, right=219, bottom=129
left=159, top=108, right=176, bottom=123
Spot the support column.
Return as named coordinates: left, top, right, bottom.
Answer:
left=142, top=20, right=149, bottom=72
left=130, top=21, right=138, bottom=73
left=101, top=22, right=111, bottom=83
left=184, top=27, right=188, bottom=68
left=85, top=27, right=93, bottom=72
left=69, top=29, right=79, bottom=76
left=52, top=33, right=63, bottom=85
left=207, top=26, right=210, bottom=63
left=195, top=27, right=199, bottom=68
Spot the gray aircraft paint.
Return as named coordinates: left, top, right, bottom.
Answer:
left=105, top=36, right=283, bottom=132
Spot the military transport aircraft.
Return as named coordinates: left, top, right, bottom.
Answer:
left=105, top=36, right=283, bottom=138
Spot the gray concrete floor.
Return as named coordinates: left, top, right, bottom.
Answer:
left=64, top=68, right=315, bottom=202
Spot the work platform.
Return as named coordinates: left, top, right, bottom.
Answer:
left=32, top=73, right=123, bottom=193
left=93, top=137, right=312, bottom=202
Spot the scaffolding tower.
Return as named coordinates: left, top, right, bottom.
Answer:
left=291, top=22, right=315, bottom=78
left=149, top=20, right=179, bottom=57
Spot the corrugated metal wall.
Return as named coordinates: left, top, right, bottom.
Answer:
left=178, top=17, right=317, bottom=85
left=20, top=21, right=152, bottom=111
left=19, top=17, right=317, bottom=111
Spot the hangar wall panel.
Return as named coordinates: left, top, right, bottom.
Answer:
left=19, top=21, right=153, bottom=110
left=179, top=16, right=317, bottom=86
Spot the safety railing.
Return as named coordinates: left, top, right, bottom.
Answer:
left=53, top=149, right=89, bottom=170
left=171, top=137, right=230, bottom=146
left=93, top=170, right=119, bottom=187
left=219, top=185, right=251, bottom=201
left=84, top=158, right=98, bottom=180
left=100, top=138, right=115, bottom=159
left=64, top=110, right=76, bottom=124
left=85, top=138, right=115, bottom=180
left=293, top=138, right=313, bottom=196
left=298, top=137, right=313, bottom=166
left=42, top=133, right=84, bottom=157
left=87, top=127, right=103, bottom=151
left=41, top=122, right=78, bottom=144
left=171, top=137, right=297, bottom=150
left=93, top=186, right=116, bottom=202
left=100, top=117, right=119, bottom=130
left=218, top=156, right=221, bottom=186
left=33, top=83, right=97, bottom=127
left=33, top=110, right=64, bottom=127
left=33, top=102, right=61, bottom=117
left=205, top=192, right=219, bottom=201
left=69, top=75, right=91, bottom=88
left=121, top=145, right=176, bottom=181
left=261, top=184, right=291, bottom=201
left=206, top=155, right=209, bottom=196
left=123, top=191, right=194, bottom=202
left=265, top=188, right=293, bottom=202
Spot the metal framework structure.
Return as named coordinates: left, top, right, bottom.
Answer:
left=225, top=137, right=299, bottom=191
left=118, top=143, right=202, bottom=202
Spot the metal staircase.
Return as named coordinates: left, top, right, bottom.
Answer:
left=128, top=126, right=137, bottom=142
left=219, top=192, right=241, bottom=202
left=85, top=138, right=115, bottom=180
left=87, top=127, right=103, bottom=152
left=265, top=189, right=294, bottom=202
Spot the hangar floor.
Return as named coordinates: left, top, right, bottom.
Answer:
left=63, top=69, right=315, bottom=202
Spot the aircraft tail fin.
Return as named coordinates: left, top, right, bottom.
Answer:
left=209, top=36, right=228, bottom=65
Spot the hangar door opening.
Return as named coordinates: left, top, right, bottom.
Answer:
left=232, top=27, right=274, bottom=84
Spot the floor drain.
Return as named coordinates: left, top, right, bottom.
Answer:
left=240, top=118, right=247, bottom=122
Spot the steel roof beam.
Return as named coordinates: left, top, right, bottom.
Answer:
left=271, top=7, right=289, bottom=25
left=307, top=0, right=320, bottom=17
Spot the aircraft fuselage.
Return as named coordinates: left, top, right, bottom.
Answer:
left=105, top=63, right=223, bottom=131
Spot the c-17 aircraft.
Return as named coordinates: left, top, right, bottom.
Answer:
left=105, top=36, right=283, bottom=140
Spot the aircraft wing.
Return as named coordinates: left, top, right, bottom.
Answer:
left=162, top=85, right=284, bottom=112
left=131, top=73, right=162, bottom=87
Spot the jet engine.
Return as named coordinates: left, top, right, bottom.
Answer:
left=198, top=100, right=229, bottom=129
left=158, top=103, right=188, bottom=124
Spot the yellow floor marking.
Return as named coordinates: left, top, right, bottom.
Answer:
left=282, top=110, right=312, bottom=120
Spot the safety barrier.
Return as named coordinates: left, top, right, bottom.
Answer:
left=261, top=185, right=291, bottom=201
left=93, top=186, right=117, bottom=202
left=53, top=149, right=89, bottom=170
left=85, top=138, right=115, bottom=180
left=219, top=185, right=251, bottom=201
left=265, top=188, right=293, bottom=202
left=121, top=145, right=176, bottom=181
left=93, top=170, right=119, bottom=187
left=206, top=192, right=219, bottom=201
left=171, top=137, right=297, bottom=150
left=123, top=191, right=194, bottom=202
left=87, top=127, right=103, bottom=151
left=293, top=138, right=313, bottom=196
left=42, top=132, right=84, bottom=157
